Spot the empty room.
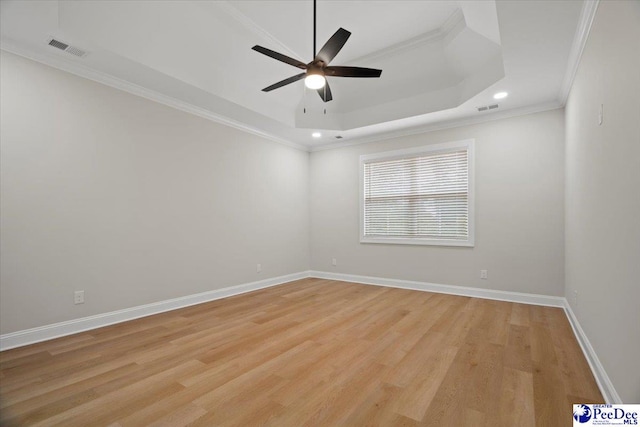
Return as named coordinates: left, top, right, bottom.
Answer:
left=1, top=0, right=638, bottom=425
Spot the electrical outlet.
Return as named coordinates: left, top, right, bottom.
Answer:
left=332, top=258, right=337, bottom=266
left=573, top=290, right=578, bottom=306
left=74, top=290, right=84, bottom=304
left=480, top=270, right=488, bottom=280
left=257, top=264, right=262, bottom=273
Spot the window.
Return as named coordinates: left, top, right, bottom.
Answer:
left=360, top=140, right=474, bottom=246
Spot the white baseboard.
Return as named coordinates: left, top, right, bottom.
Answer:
left=563, top=302, right=621, bottom=404
left=1, top=269, right=618, bottom=405
left=310, top=271, right=617, bottom=402
left=309, top=271, right=565, bottom=307
left=4, top=270, right=562, bottom=351
left=0, top=271, right=309, bottom=351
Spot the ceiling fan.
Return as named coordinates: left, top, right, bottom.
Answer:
left=251, top=0, right=382, bottom=102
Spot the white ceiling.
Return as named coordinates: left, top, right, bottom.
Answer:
left=0, top=0, right=586, bottom=150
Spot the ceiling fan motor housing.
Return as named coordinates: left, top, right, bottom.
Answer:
left=307, top=62, right=325, bottom=76
left=251, top=0, right=382, bottom=102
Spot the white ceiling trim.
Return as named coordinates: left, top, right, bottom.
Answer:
left=558, top=0, right=600, bottom=105
left=0, top=41, right=309, bottom=152
left=215, top=1, right=302, bottom=60
left=349, top=9, right=464, bottom=65
left=2, top=39, right=562, bottom=154
left=1, top=0, right=589, bottom=153
left=310, top=101, right=563, bottom=152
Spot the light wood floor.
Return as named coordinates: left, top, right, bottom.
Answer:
left=0, top=278, right=602, bottom=426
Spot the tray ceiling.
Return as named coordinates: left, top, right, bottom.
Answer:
left=0, top=1, right=585, bottom=149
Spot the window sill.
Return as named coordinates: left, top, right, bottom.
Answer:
left=360, top=236, right=474, bottom=247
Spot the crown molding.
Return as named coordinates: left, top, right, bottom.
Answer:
left=215, top=1, right=304, bottom=61
left=0, top=42, right=565, bottom=155
left=3, top=0, right=587, bottom=157
left=310, top=101, right=563, bottom=152
left=558, top=0, right=600, bottom=105
left=0, top=42, right=309, bottom=152
left=3, top=41, right=563, bottom=155
left=218, top=1, right=464, bottom=68
left=348, top=8, right=465, bottom=65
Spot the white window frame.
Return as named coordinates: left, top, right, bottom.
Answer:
left=359, top=139, right=475, bottom=247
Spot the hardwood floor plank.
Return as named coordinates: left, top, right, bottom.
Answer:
left=504, top=324, right=533, bottom=373
left=496, top=367, right=535, bottom=427
left=32, top=360, right=203, bottom=427
left=391, top=344, right=459, bottom=421
left=532, top=360, right=570, bottom=427
left=1, top=363, right=140, bottom=422
left=146, top=403, right=208, bottom=427
left=546, top=309, right=602, bottom=401
left=0, top=279, right=603, bottom=426
left=341, top=381, right=402, bottom=425
left=510, top=303, right=531, bottom=327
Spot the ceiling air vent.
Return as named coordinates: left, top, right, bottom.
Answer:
left=47, top=38, right=87, bottom=58
left=477, top=104, right=499, bottom=112
left=48, top=39, right=68, bottom=50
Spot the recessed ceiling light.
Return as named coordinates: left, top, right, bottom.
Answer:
left=493, top=91, right=508, bottom=100
left=312, top=132, right=322, bottom=138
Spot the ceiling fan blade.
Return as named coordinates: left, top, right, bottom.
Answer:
left=315, top=28, right=351, bottom=65
left=317, top=81, right=333, bottom=102
left=252, top=45, right=307, bottom=70
left=262, top=73, right=306, bottom=92
left=325, top=66, right=382, bottom=78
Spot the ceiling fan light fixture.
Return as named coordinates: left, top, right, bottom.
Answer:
left=251, top=0, right=381, bottom=102
left=305, top=73, right=326, bottom=90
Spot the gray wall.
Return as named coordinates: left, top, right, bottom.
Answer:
left=0, top=51, right=310, bottom=334
left=565, top=0, right=640, bottom=403
left=310, top=109, right=566, bottom=296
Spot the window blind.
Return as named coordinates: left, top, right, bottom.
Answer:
left=363, top=149, right=469, bottom=241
